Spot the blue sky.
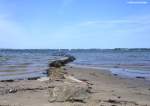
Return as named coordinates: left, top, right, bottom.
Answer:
left=0, top=0, right=150, bottom=49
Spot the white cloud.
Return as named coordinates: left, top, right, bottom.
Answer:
left=52, top=15, right=150, bottom=40
left=51, top=15, right=150, bottom=48
left=80, top=15, right=150, bottom=25
left=127, top=1, right=148, bottom=4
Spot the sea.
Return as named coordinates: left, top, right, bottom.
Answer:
left=0, top=49, right=150, bottom=81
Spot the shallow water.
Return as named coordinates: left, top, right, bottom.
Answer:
left=109, top=68, right=150, bottom=80
left=0, top=50, right=58, bottom=80
left=71, top=50, right=150, bottom=80
left=0, top=49, right=150, bottom=80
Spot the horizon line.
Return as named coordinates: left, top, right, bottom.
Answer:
left=0, top=48, right=150, bottom=50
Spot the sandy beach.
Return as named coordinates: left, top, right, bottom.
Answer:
left=0, top=65, right=150, bottom=106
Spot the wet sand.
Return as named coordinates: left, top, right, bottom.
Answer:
left=0, top=65, right=150, bottom=106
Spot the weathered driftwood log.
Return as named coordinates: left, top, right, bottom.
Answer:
left=49, top=55, right=76, bottom=68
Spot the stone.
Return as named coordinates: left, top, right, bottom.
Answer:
left=49, top=60, right=63, bottom=68
left=47, top=55, right=90, bottom=103
left=0, top=80, right=14, bottom=82
left=48, top=82, right=90, bottom=103
left=48, top=68, right=66, bottom=80
left=8, top=89, right=17, bottom=93
left=136, top=76, right=145, bottom=79
left=37, top=77, right=49, bottom=82
left=49, top=55, right=76, bottom=68
left=28, top=77, right=40, bottom=80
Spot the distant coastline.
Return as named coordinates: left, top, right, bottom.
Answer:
left=0, top=48, right=150, bottom=52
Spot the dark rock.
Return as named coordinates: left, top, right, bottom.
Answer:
left=63, top=68, right=67, bottom=70
left=49, top=60, right=64, bottom=68
left=136, top=76, right=145, bottom=79
left=49, top=55, right=76, bottom=68
left=28, top=77, right=40, bottom=80
left=113, top=74, right=118, bottom=76
left=105, top=99, right=120, bottom=104
left=0, top=80, right=14, bottom=82
left=111, top=105, right=117, bottom=106
left=65, top=55, right=76, bottom=62
left=42, top=71, right=48, bottom=75
left=117, top=96, right=121, bottom=99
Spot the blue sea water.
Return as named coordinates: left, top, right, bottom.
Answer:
left=0, top=49, right=150, bottom=80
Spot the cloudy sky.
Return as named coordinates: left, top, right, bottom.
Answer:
left=0, top=0, right=150, bottom=49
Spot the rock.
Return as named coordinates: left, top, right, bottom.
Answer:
left=136, top=76, right=145, bottom=79
left=0, top=88, right=17, bottom=95
left=28, top=77, right=40, bottom=80
left=49, top=55, right=76, bottom=68
left=49, top=60, right=64, bottom=68
left=65, top=55, right=76, bottom=62
left=0, top=80, right=14, bottom=82
left=8, top=89, right=17, bottom=93
left=104, top=99, right=121, bottom=104
left=117, top=96, right=121, bottom=99
left=113, top=74, right=118, bottom=76
left=48, top=81, right=90, bottom=103
left=63, top=68, right=67, bottom=70
left=42, top=71, right=48, bottom=75
left=48, top=68, right=66, bottom=80
left=48, top=55, right=90, bottom=103
left=37, top=77, right=49, bottom=82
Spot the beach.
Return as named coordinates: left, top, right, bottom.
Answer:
left=0, top=65, right=150, bottom=106
left=0, top=0, right=150, bottom=105
left=0, top=0, right=149, bottom=104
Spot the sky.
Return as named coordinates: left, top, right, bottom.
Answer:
left=0, top=0, right=150, bottom=49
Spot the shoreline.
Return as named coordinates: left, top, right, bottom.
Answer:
left=1, top=63, right=150, bottom=82
left=69, top=64, right=150, bottom=81
left=0, top=65, right=150, bottom=106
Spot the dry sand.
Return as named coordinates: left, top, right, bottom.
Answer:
left=0, top=65, right=150, bottom=106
